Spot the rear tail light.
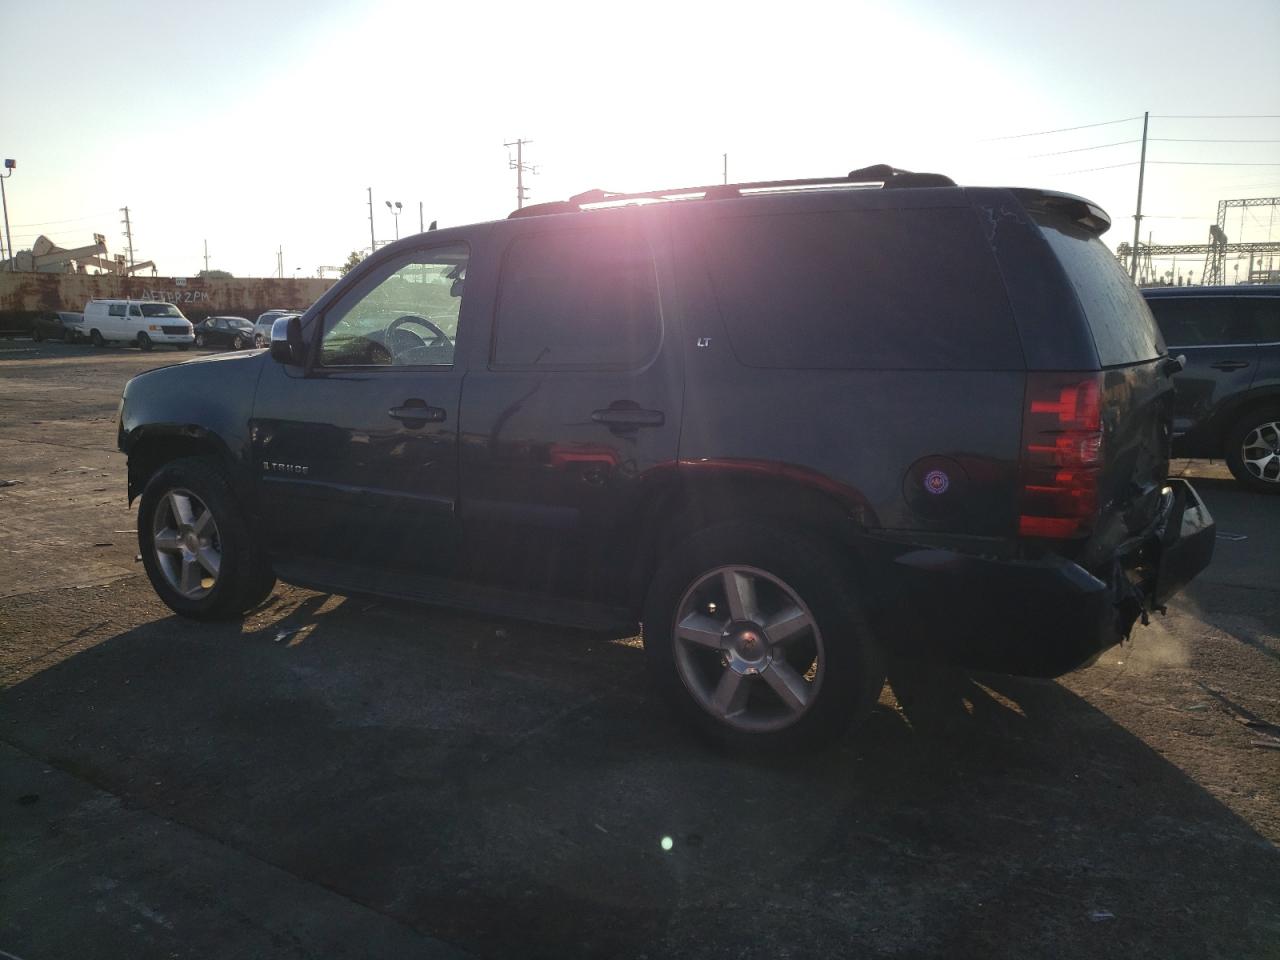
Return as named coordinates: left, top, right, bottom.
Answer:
left=1018, top=373, right=1105, bottom=539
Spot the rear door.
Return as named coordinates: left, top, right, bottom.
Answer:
left=1145, top=295, right=1259, bottom=443
left=457, top=212, right=682, bottom=604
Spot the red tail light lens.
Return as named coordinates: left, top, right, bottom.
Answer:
left=1018, top=373, right=1105, bottom=539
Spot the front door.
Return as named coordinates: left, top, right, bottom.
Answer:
left=251, top=240, right=473, bottom=577
left=457, top=213, right=683, bottom=605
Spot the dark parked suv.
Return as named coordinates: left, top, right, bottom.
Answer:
left=118, top=166, right=1215, bottom=749
left=1143, top=285, right=1280, bottom=492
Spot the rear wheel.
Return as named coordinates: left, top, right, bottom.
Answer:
left=32, top=328, right=43, bottom=342
left=138, top=457, right=276, bottom=619
left=137, top=332, right=154, bottom=351
left=90, top=329, right=104, bottom=347
left=1225, top=404, right=1280, bottom=494
left=643, top=523, right=884, bottom=752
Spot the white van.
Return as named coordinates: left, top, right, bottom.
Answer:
left=81, top=299, right=195, bottom=351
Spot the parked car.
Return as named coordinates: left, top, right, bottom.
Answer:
left=31, top=311, right=82, bottom=342
left=253, top=309, right=298, bottom=346
left=82, top=299, right=194, bottom=351
left=118, top=165, right=1215, bottom=751
left=1142, top=285, right=1280, bottom=493
left=195, top=316, right=255, bottom=350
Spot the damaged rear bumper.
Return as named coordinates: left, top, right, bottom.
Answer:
left=858, top=479, right=1215, bottom=678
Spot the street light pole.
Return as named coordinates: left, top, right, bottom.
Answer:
left=385, top=200, right=402, bottom=241
left=1, top=159, right=16, bottom=272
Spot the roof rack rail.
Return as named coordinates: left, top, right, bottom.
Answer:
left=508, top=164, right=955, bottom=218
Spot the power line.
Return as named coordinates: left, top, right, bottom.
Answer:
left=982, top=116, right=1141, bottom=141
left=1151, top=114, right=1280, bottom=119
left=1053, top=160, right=1280, bottom=175
left=1151, top=137, right=1280, bottom=143
left=1053, top=161, right=1139, bottom=174
left=1029, top=139, right=1140, bottom=158
left=8, top=210, right=116, bottom=228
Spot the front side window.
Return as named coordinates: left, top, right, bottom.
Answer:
left=108, top=304, right=125, bottom=317
left=493, top=224, right=661, bottom=369
left=320, top=244, right=468, bottom=367
left=129, top=305, right=142, bottom=318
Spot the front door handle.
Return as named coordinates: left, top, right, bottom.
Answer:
left=591, top=407, right=665, bottom=427
left=1209, top=360, right=1250, bottom=371
left=389, top=398, right=447, bottom=427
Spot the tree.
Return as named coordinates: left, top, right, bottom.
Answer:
left=340, top=250, right=366, bottom=276
left=197, top=269, right=233, bottom=280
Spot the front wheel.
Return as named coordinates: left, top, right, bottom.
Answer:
left=138, top=332, right=154, bottom=351
left=232, top=334, right=246, bottom=350
left=90, top=330, right=105, bottom=347
left=1225, top=404, right=1280, bottom=494
left=195, top=332, right=206, bottom=347
left=32, top=328, right=43, bottom=343
left=643, top=523, right=885, bottom=752
left=138, top=457, right=276, bottom=619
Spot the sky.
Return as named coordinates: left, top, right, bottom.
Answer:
left=1, top=0, right=1278, bottom=280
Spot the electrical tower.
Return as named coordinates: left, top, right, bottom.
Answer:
left=504, top=138, right=537, bottom=209
left=1202, top=197, right=1280, bottom=284
left=120, top=207, right=135, bottom=271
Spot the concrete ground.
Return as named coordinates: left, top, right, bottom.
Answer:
left=1, top=339, right=1278, bottom=960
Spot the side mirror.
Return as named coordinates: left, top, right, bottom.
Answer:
left=270, top=315, right=304, bottom=365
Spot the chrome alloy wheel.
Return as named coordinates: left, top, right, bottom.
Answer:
left=1242, top=421, right=1280, bottom=485
left=672, top=565, right=824, bottom=732
left=152, top=488, right=222, bottom=599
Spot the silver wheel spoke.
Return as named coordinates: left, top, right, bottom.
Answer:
left=195, top=545, right=221, bottom=578
left=191, top=507, right=214, bottom=538
left=710, top=669, right=750, bottom=719
left=722, top=570, right=761, bottom=623
left=765, top=604, right=814, bottom=646
left=762, top=660, right=810, bottom=714
left=154, top=528, right=182, bottom=553
left=167, top=491, right=195, bottom=527
left=179, top=555, right=203, bottom=595
left=675, top=612, right=726, bottom=649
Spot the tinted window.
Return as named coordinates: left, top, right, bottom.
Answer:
left=700, top=208, right=1020, bottom=370
left=494, top=225, right=661, bottom=368
left=129, top=305, right=142, bottom=317
left=1237, top=297, right=1280, bottom=343
left=1035, top=218, right=1163, bottom=366
left=140, top=303, right=182, bottom=317
left=321, top=244, right=468, bottom=367
left=1146, top=298, right=1253, bottom=346
left=108, top=304, right=125, bottom=317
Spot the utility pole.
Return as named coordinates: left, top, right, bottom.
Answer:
left=723, top=153, right=728, bottom=185
left=120, top=206, right=135, bottom=271
left=367, top=187, right=376, bottom=253
left=505, top=138, right=536, bottom=209
left=1, top=159, right=14, bottom=271
left=277, top=246, right=283, bottom=279
left=419, top=200, right=424, bottom=234
left=1130, top=111, right=1149, bottom=281
left=203, top=239, right=210, bottom=274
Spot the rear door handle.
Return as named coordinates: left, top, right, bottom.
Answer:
left=389, top=398, right=447, bottom=426
left=591, top=408, right=665, bottom=427
left=1209, top=360, right=1250, bottom=371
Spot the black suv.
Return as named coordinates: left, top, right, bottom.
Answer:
left=1143, top=285, right=1280, bottom=492
left=118, top=166, right=1215, bottom=749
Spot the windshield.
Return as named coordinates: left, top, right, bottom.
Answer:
left=140, top=303, right=184, bottom=318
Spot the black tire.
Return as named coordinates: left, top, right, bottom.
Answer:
left=32, top=328, right=43, bottom=343
left=642, top=522, right=885, bottom=752
left=138, top=332, right=154, bottom=352
left=1224, top=403, right=1280, bottom=494
left=232, top=335, right=245, bottom=350
left=138, top=456, right=277, bottom=620
left=195, top=332, right=206, bottom=347
left=90, top=329, right=104, bottom=347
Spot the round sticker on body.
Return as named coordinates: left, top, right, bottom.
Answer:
left=924, top=469, right=950, bottom=495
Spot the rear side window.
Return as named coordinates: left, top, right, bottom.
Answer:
left=1035, top=218, right=1163, bottom=367
left=699, top=208, right=1021, bottom=370
left=108, top=304, right=125, bottom=317
left=494, top=224, right=661, bottom=369
left=1146, top=298, right=1254, bottom=347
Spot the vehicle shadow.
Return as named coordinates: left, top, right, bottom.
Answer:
left=1, top=591, right=1277, bottom=960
